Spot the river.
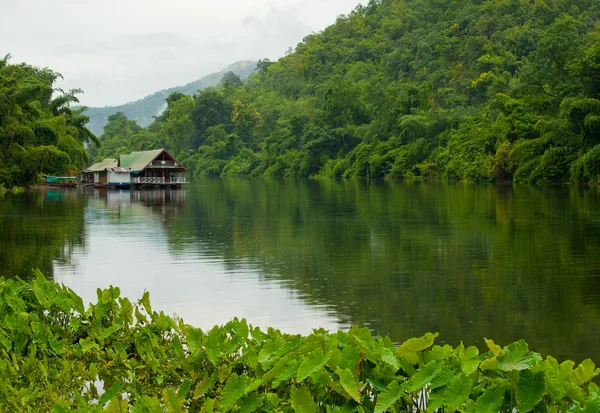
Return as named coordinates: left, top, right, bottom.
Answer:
left=1, top=179, right=600, bottom=363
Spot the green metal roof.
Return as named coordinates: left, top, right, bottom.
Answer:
left=85, top=158, right=117, bottom=172
left=119, top=149, right=164, bottom=172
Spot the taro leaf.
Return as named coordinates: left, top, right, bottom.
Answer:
left=340, top=344, right=361, bottom=371
left=542, top=357, right=566, bottom=402
left=443, top=373, right=474, bottom=411
left=98, top=382, right=124, bottom=407
left=495, top=340, right=542, bottom=372
left=380, top=346, right=400, bottom=370
left=336, top=367, right=362, bottom=403
left=100, top=324, right=121, bottom=340
left=407, top=360, right=442, bottom=392
left=163, top=388, right=183, bottom=413
left=572, top=359, right=600, bottom=386
left=194, top=372, right=217, bottom=399
left=178, top=379, right=192, bottom=398
left=48, top=337, right=63, bottom=354
left=239, top=393, right=262, bottom=413
left=569, top=396, right=600, bottom=413
left=141, top=290, right=152, bottom=314
left=219, top=373, right=248, bottom=412
left=186, top=328, right=202, bottom=354
left=430, top=368, right=454, bottom=390
left=474, top=387, right=504, bottom=413
left=374, top=380, right=408, bottom=413
left=205, top=398, right=215, bottom=413
left=459, top=346, right=480, bottom=376
left=427, top=388, right=445, bottom=411
left=351, top=327, right=379, bottom=362
left=516, top=370, right=546, bottom=412
left=297, top=348, right=332, bottom=382
left=172, top=334, right=185, bottom=358
left=205, top=327, right=221, bottom=366
left=274, top=359, right=299, bottom=385
left=274, top=334, right=302, bottom=359
left=398, top=332, right=439, bottom=354
left=484, top=338, right=504, bottom=357
left=290, top=384, right=317, bottom=413
left=567, top=384, right=588, bottom=405
left=590, top=382, right=600, bottom=397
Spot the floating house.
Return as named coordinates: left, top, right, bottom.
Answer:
left=82, top=149, right=187, bottom=189
left=82, top=158, right=117, bottom=185
left=120, top=149, right=187, bottom=187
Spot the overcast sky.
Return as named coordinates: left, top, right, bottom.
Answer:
left=2, top=0, right=361, bottom=107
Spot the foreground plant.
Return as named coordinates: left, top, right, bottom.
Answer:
left=0, top=273, right=598, bottom=412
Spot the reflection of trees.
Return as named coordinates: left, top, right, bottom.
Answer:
left=168, top=179, right=600, bottom=363
left=0, top=190, right=86, bottom=280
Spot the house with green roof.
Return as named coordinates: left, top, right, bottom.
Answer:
left=119, top=149, right=187, bottom=187
left=82, top=158, right=117, bottom=185
left=82, top=149, right=187, bottom=188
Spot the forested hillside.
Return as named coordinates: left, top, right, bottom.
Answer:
left=82, top=61, right=257, bottom=136
left=0, top=55, right=96, bottom=188
left=94, top=0, right=600, bottom=184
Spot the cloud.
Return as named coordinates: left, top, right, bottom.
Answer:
left=1, top=0, right=362, bottom=106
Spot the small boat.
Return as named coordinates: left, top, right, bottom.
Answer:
left=42, top=175, right=78, bottom=187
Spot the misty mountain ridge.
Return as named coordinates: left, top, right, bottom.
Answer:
left=83, top=60, right=257, bottom=136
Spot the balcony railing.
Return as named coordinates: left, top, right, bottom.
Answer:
left=133, top=177, right=165, bottom=184
left=132, top=177, right=187, bottom=184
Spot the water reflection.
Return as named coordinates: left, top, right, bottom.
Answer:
left=3, top=181, right=600, bottom=363
left=54, top=188, right=345, bottom=335
left=0, top=189, right=86, bottom=279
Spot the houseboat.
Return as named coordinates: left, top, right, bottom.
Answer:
left=82, top=149, right=187, bottom=189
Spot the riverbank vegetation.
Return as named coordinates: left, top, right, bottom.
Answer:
left=89, top=0, right=600, bottom=184
left=1, top=274, right=599, bottom=412
left=0, top=54, right=97, bottom=189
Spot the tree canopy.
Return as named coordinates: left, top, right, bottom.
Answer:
left=0, top=54, right=96, bottom=188
left=92, top=0, right=600, bottom=184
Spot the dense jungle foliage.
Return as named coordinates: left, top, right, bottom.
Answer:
left=1, top=275, right=600, bottom=412
left=90, top=0, right=600, bottom=184
left=0, top=55, right=97, bottom=189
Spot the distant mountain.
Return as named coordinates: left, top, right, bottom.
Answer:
left=83, top=61, right=257, bottom=136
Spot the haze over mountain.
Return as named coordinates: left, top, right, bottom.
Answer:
left=83, top=61, right=256, bottom=136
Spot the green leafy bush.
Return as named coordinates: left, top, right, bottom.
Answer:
left=1, top=274, right=599, bottom=412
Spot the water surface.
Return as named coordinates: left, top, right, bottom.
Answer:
left=1, top=180, right=600, bottom=363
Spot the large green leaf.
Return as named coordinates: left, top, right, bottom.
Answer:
left=219, top=373, right=248, bottom=412
left=474, top=387, right=504, bottom=413
left=569, top=396, right=600, bottom=413
left=374, top=380, right=407, bottom=413
left=542, top=357, right=566, bottom=402
left=398, top=332, right=439, bottom=354
left=290, top=384, right=317, bottom=413
left=516, top=370, right=546, bottom=412
left=459, top=346, right=480, bottom=376
left=494, top=340, right=542, bottom=372
left=408, top=360, right=442, bottom=392
left=297, top=348, right=332, bottom=382
left=443, top=373, right=474, bottom=410
left=336, top=367, right=362, bottom=403
left=98, top=382, right=124, bottom=407
left=572, top=359, right=600, bottom=386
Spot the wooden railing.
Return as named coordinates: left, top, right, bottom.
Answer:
left=132, top=177, right=186, bottom=184
left=133, top=177, right=165, bottom=184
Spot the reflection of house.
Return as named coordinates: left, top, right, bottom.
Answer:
left=82, top=149, right=187, bottom=188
